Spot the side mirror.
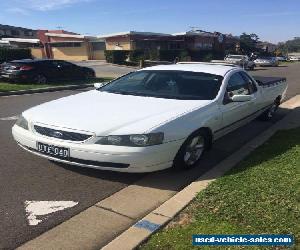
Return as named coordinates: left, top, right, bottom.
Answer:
left=231, top=94, right=252, bottom=102
left=94, top=82, right=107, bottom=89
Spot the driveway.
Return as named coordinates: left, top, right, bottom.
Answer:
left=73, top=61, right=136, bottom=78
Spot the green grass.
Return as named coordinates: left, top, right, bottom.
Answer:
left=279, top=61, right=299, bottom=65
left=0, top=77, right=113, bottom=92
left=141, top=128, right=300, bottom=250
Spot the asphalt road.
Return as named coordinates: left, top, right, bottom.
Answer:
left=74, top=61, right=135, bottom=78
left=0, top=62, right=299, bottom=249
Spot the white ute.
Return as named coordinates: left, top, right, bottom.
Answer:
left=12, top=63, right=287, bottom=172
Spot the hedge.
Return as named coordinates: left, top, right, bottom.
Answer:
left=128, top=50, right=145, bottom=62
left=104, top=49, right=226, bottom=64
left=0, top=48, right=32, bottom=63
left=104, top=50, right=129, bottom=64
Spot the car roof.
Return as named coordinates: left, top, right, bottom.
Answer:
left=139, top=63, right=237, bottom=77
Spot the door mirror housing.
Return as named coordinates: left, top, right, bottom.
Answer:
left=94, top=82, right=107, bottom=89
left=231, top=94, right=252, bottom=102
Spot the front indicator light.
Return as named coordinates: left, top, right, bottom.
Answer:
left=15, top=115, right=29, bottom=130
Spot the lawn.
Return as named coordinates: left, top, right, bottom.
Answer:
left=0, top=77, right=112, bottom=92
left=141, top=128, right=300, bottom=250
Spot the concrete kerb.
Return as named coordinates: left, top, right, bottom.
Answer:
left=101, top=95, right=300, bottom=250
left=0, top=83, right=93, bottom=97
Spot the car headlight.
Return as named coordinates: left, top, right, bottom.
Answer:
left=15, top=115, right=29, bottom=130
left=95, top=133, right=164, bottom=147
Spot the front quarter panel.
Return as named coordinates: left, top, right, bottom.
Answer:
left=150, top=102, right=222, bottom=143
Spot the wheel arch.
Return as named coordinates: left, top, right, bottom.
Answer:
left=189, top=126, right=213, bottom=150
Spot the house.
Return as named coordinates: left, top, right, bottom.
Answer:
left=0, top=37, right=43, bottom=58
left=0, top=29, right=106, bottom=61
left=173, top=30, right=215, bottom=50
left=0, top=24, right=37, bottom=39
left=38, top=30, right=105, bottom=61
left=256, top=41, right=277, bottom=53
left=98, top=31, right=184, bottom=51
left=99, top=30, right=238, bottom=58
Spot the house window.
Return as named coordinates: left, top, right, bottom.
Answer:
left=11, top=30, right=20, bottom=36
left=195, top=42, right=203, bottom=49
left=203, top=43, right=212, bottom=49
left=24, top=30, right=33, bottom=36
left=51, top=42, right=82, bottom=48
left=92, top=42, right=105, bottom=50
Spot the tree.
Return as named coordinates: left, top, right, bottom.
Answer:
left=239, top=32, right=260, bottom=54
left=278, top=37, right=300, bottom=54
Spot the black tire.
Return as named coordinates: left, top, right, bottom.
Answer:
left=259, top=97, right=281, bottom=121
left=173, top=129, right=210, bottom=171
left=249, top=65, right=255, bottom=71
left=33, top=74, right=47, bottom=84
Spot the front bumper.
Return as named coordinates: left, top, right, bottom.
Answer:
left=12, top=125, right=184, bottom=173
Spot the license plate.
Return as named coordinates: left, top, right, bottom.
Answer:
left=37, top=142, right=70, bottom=158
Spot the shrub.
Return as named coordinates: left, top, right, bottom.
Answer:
left=0, top=48, right=32, bottom=63
left=179, top=50, right=190, bottom=61
left=148, top=49, right=160, bottom=61
left=128, top=50, right=145, bottom=62
left=104, top=50, right=129, bottom=64
left=104, top=49, right=226, bottom=64
left=158, top=50, right=183, bottom=61
left=202, top=53, right=214, bottom=62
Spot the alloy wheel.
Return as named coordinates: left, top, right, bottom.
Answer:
left=183, top=135, right=205, bottom=166
left=34, top=75, right=47, bottom=84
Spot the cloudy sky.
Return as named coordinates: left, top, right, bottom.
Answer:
left=0, top=0, right=299, bottom=43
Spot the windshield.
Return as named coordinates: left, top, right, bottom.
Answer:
left=99, top=70, right=223, bottom=100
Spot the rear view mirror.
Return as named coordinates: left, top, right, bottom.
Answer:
left=231, top=94, right=252, bottom=102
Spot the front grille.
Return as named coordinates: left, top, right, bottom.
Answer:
left=34, top=125, right=92, bottom=141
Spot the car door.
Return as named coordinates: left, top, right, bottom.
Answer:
left=217, top=71, right=257, bottom=136
left=42, top=60, right=66, bottom=80
left=56, top=61, right=81, bottom=80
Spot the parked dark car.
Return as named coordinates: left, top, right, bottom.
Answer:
left=0, top=59, right=95, bottom=84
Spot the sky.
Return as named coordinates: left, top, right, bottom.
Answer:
left=0, top=0, right=299, bottom=43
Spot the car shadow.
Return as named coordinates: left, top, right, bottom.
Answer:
left=252, top=68, right=267, bottom=71
left=52, top=106, right=292, bottom=193
left=55, top=161, right=145, bottom=184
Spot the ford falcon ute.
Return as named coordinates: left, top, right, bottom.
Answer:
left=12, top=63, right=287, bottom=172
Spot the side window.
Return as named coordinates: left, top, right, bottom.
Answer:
left=51, top=61, right=72, bottom=68
left=50, top=61, right=60, bottom=67
left=41, top=61, right=56, bottom=68
left=239, top=71, right=257, bottom=93
left=58, top=61, right=74, bottom=67
left=227, top=72, right=250, bottom=96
